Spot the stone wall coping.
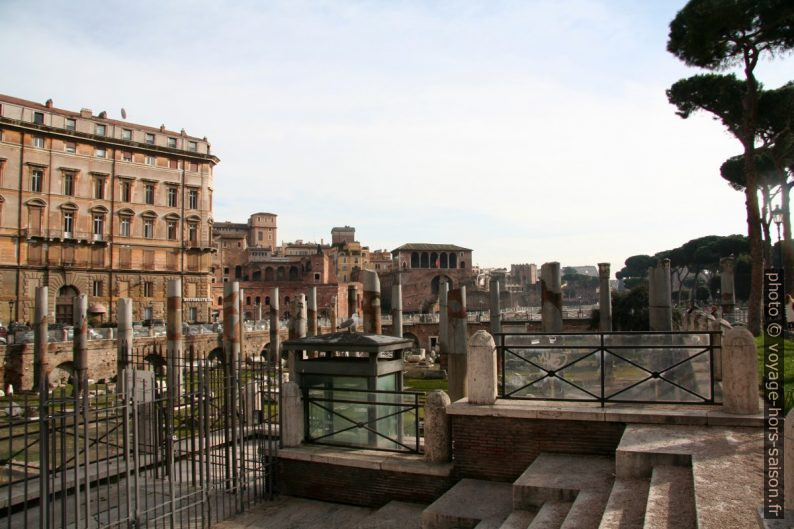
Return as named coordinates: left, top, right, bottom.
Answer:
left=278, top=446, right=453, bottom=477
left=446, top=398, right=763, bottom=428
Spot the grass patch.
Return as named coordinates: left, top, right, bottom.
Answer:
left=403, top=378, right=448, bottom=394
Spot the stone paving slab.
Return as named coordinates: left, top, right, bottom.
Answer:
left=212, top=496, right=373, bottom=529
left=616, top=424, right=762, bottom=529
left=422, top=479, right=513, bottom=529
left=352, top=500, right=425, bottom=529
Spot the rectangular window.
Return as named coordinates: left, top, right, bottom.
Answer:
left=122, top=151, right=132, bottom=162
left=143, top=250, right=154, bottom=268
left=145, top=184, right=155, bottom=204
left=65, top=142, right=76, bottom=154
left=143, top=281, right=153, bottom=297
left=188, top=307, right=197, bottom=322
left=95, top=124, right=106, bottom=136
left=188, top=189, right=198, bottom=209
left=167, top=187, right=177, bottom=207
left=119, top=246, right=132, bottom=268
left=145, top=155, right=155, bottom=166
left=94, top=178, right=105, bottom=199
left=65, top=118, right=76, bottom=131
left=189, top=162, right=198, bottom=172
left=33, top=112, right=44, bottom=124
left=33, top=136, right=44, bottom=148
left=122, top=129, right=132, bottom=141
left=145, top=133, right=155, bottom=145
left=188, top=223, right=197, bottom=242
left=63, top=212, right=73, bottom=234
left=92, top=280, right=103, bottom=297
left=143, top=219, right=154, bottom=239
left=121, top=181, right=131, bottom=202
left=167, top=137, right=177, bottom=148
left=63, top=173, right=74, bottom=195
left=169, top=159, right=178, bottom=169
left=96, top=147, right=106, bottom=158
left=188, top=141, right=197, bottom=152
left=120, top=216, right=130, bottom=237
left=167, top=220, right=177, bottom=240
left=93, top=214, right=104, bottom=236
left=31, top=169, right=43, bottom=192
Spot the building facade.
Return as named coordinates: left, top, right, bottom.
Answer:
left=0, top=95, right=217, bottom=324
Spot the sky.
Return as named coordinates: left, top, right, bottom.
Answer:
left=1, top=0, right=792, bottom=271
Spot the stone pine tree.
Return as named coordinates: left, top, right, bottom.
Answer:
left=666, top=0, right=794, bottom=335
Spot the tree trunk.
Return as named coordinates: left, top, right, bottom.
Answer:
left=761, top=184, right=773, bottom=265
left=742, top=68, right=763, bottom=336
left=782, top=179, right=793, bottom=292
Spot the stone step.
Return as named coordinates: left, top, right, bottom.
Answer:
left=560, top=490, right=610, bottom=529
left=513, top=453, right=614, bottom=510
left=421, top=479, right=513, bottom=529
left=498, top=510, right=537, bottom=529
left=353, top=501, right=426, bottom=529
left=597, top=478, right=650, bottom=529
left=643, top=465, right=696, bottom=529
left=526, top=501, right=572, bottom=529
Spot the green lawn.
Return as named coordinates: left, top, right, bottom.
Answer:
left=755, top=335, right=794, bottom=411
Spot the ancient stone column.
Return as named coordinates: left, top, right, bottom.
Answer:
left=307, top=287, right=318, bottom=337
left=288, top=294, right=307, bottom=378
left=269, top=287, right=279, bottom=364
left=289, top=294, right=307, bottom=339
left=648, top=259, right=673, bottom=331
left=347, top=284, right=358, bottom=331
left=598, top=263, right=612, bottom=332
left=361, top=270, right=382, bottom=334
left=540, top=262, right=562, bottom=332
left=392, top=273, right=403, bottom=338
left=720, top=256, right=736, bottom=319
left=73, top=294, right=89, bottom=399
left=223, top=282, right=241, bottom=369
left=33, top=286, right=49, bottom=393
left=447, top=286, right=468, bottom=401
left=722, top=327, right=760, bottom=414
left=489, top=278, right=501, bottom=335
left=467, top=331, right=497, bottom=405
left=255, top=303, right=263, bottom=323
left=238, top=287, right=246, bottom=361
left=117, top=298, right=133, bottom=386
left=166, top=279, right=183, bottom=396
left=329, top=295, right=337, bottom=332
left=439, top=280, right=449, bottom=356
left=281, top=382, right=304, bottom=447
left=424, top=390, right=451, bottom=463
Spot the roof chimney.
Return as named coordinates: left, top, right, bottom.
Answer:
left=98, top=111, right=107, bottom=119
left=80, top=108, right=92, bottom=118
left=45, top=99, right=53, bottom=108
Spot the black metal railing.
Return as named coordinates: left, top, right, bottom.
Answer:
left=303, top=387, right=421, bottom=453
left=497, top=331, right=720, bottom=407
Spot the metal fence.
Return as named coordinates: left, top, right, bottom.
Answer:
left=303, top=387, right=421, bottom=453
left=497, top=331, right=719, bottom=406
left=0, top=345, right=281, bottom=529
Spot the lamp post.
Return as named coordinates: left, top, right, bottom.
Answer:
left=8, top=299, right=15, bottom=325
left=772, top=206, right=784, bottom=269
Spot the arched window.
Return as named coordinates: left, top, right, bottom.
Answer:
left=235, top=265, right=242, bottom=279
left=289, top=266, right=299, bottom=281
left=265, top=267, right=274, bottom=281
left=449, top=253, right=457, bottom=268
left=276, top=267, right=285, bottom=281
left=410, top=252, right=419, bottom=268
left=430, top=252, right=438, bottom=269
left=252, top=270, right=261, bottom=281
left=440, top=253, right=448, bottom=268
left=255, top=296, right=261, bottom=305
left=246, top=296, right=251, bottom=305
left=217, top=296, right=222, bottom=305
left=265, top=296, right=271, bottom=305
left=460, top=261, right=465, bottom=269
left=420, top=252, right=429, bottom=268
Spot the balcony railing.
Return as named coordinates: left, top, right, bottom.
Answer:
left=497, top=331, right=719, bottom=406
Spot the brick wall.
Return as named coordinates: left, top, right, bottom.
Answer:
left=451, top=415, right=625, bottom=482
left=277, top=459, right=455, bottom=508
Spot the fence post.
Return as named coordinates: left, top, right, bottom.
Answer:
left=467, top=331, right=497, bottom=405
left=598, top=263, right=612, bottom=331
left=282, top=382, right=304, bottom=447
left=447, top=287, right=468, bottom=401
left=34, top=286, right=49, bottom=529
left=223, top=281, right=241, bottom=491
left=424, top=390, right=452, bottom=463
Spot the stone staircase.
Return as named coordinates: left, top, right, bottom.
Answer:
left=421, top=427, right=709, bottom=529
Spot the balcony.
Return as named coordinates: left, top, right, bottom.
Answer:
left=184, top=239, right=212, bottom=250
